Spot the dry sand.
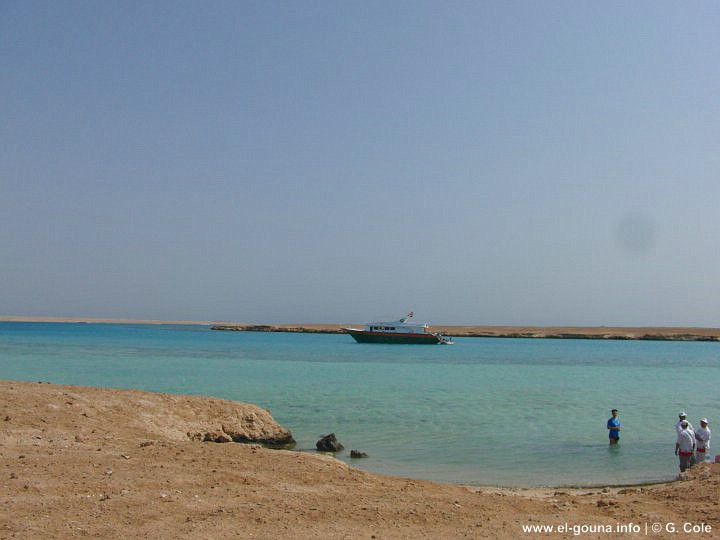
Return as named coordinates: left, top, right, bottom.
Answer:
left=1, top=381, right=717, bottom=539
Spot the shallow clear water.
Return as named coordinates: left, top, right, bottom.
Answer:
left=1, top=322, right=718, bottom=486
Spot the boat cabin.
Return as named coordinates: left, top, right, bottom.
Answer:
left=363, top=319, right=429, bottom=334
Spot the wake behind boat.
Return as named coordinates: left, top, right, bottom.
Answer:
left=344, top=312, right=453, bottom=345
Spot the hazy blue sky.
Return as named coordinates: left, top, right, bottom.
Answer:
left=2, top=1, right=719, bottom=325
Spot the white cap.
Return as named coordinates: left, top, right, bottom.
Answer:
left=678, top=411, right=687, bottom=417
left=700, top=418, right=709, bottom=423
left=680, top=420, right=689, bottom=427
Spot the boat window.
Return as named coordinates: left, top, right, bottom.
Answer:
left=389, top=327, right=395, bottom=330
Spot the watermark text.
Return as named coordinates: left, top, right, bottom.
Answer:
left=521, top=521, right=712, bottom=536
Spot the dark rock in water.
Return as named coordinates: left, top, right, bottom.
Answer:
left=316, top=433, right=344, bottom=452
left=350, top=450, right=368, bottom=458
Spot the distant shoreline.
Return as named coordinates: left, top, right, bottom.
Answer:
left=211, top=323, right=720, bottom=341
left=2, top=316, right=719, bottom=341
left=0, top=316, right=213, bottom=325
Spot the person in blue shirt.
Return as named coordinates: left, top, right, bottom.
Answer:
left=607, top=409, right=621, bottom=445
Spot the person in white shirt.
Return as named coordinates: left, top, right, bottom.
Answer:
left=675, top=412, right=694, bottom=435
left=675, top=420, right=696, bottom=472
left=694, top=418, right=711, bottom=463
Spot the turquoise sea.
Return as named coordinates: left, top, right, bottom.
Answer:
left=1, top=322, right=718, bottom=487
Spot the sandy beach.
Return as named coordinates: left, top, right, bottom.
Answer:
left=1, top=381, right=717, bottom=539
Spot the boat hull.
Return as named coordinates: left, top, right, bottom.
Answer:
left=345, top=329, right=441, bottom=344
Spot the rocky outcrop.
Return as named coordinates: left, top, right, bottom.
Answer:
left=166, top=399, right=296, bottom=448
left=211, top=325, right=346, bottom=334
left=350, top=450, right=368, bottom=458
left=0, top=381, right=295, bottom=449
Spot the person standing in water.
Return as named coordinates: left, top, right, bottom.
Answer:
left=676, top=420, right=696, bottom=472
left=607, top=409, right=621, bottom=445
left=676, top=412, right=694, bottom=435
left=695, top=418, right=711, bottom=463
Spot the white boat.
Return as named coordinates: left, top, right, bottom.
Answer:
left=344, top=312, right=453, bottom=345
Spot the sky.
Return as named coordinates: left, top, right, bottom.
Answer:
left=1, top=1, right=719, bottom=326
